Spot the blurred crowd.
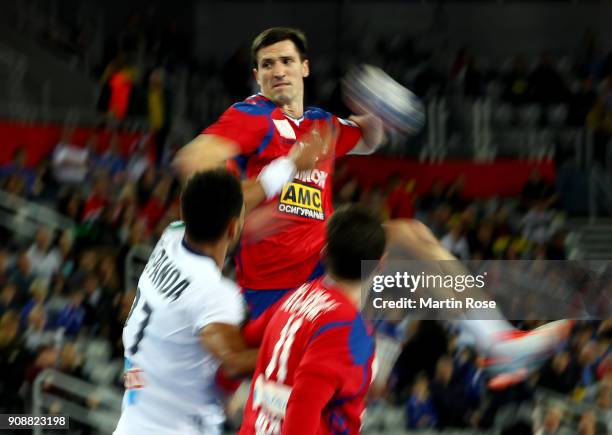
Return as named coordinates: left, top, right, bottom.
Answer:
left=0, top=133, right=182, bottom=427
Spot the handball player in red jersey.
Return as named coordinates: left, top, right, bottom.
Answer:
left=175, top=27, right=385, bottom=321
left=239, top=205, right=385, bottom=435
left=175, top=27, right=572, bottom=390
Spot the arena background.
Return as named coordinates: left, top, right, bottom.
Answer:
left=0, top=0, right=611, bottom=433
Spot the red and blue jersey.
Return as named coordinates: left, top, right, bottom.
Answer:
left=239, top=277, right=375, bottom=435
left=202, top=94, right=362, bottom=292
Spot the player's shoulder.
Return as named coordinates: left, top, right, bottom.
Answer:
left=180, top=264, right=241, bottom=308
left=303, top=107, right=358, bottom=128
left=165, top=220, right=186, bottom=233
left=230, top=94, right=276, bottom=116
left=297, top=278, right=359, bottom=323
left=304, top=106, right=333, bottom=121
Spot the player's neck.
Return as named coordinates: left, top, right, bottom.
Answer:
left=326, top=273, right=362, bottom=308
left=280, top=103, right=304, bottom=119
left=183, top=236, right=227, bottom=269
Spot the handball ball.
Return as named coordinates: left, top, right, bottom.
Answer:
left=342, top=64, right=425, bottom=135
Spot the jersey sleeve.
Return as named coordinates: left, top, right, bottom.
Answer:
left=333, top=116, right=364, bottom=157
left=202, top=105, right=269, bottom=156
left=185, top=279, right=246, bottom=334
left=282, top=314, right=373, bottom=434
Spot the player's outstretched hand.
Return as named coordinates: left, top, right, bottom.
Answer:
left=289, top=120, right=336, bottom=171
left=173, top=135, right=239, bottom=181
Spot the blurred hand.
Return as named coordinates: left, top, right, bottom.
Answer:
left=289, top=120, right=336, bottom=171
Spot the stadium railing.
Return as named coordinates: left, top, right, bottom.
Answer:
left=32, top=368, right=122, bottom=435
left=0, top=188, right=75, bottom=243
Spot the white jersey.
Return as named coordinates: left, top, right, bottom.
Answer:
left=114, top=223, right=245, bottom=435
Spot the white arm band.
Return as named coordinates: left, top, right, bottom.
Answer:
left=257, top=157, right=297, bottom=199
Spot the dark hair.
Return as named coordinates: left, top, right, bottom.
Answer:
left=251, top=27, right=308, bottom=68
left=181, top=169, right=243, bottom=244
left=326, top=205, right=386, bottom=281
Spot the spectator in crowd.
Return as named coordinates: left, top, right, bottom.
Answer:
left=579, top=341, right=601, bottom=389
left=419, top=179, right=447, bottom=214
left=22, top=304, right=54, bottom=353
left=429, top=355, right=471, bottom=428
left=126, top=141, right=151, bottom=182
left=0, top=148, right=36, bottom=195
left=58, top=342, right=84, bottom=379
left=56, top=230, right=76, bottom=278
left=0, top=311, right=30, bottom=412
left=107, top=64, right=138, bottom=121
left=0, top=249, right=9, bottom=286
left=24, top=345, right=59, bottom=396
left=534, top=406, right=571, bottom=435
left=148, top=68, right=172, bottom=166
left=405, top=372, right=438, bottom=429
left=82, top=273, right=113, bottom=334
left=445, top=176, right=467, bottom=211
left=19, top=279, right=48, bottom=329
left=139, top=176, right=171, bottom=233
left=136, top=165, right=156, bottom=207
left=82, top=175, right=110, bottom=223
left=520, top=202, right=556, bottom=245
left=529, top=52, right=570, bottom=106
left=576, top=410, right=598, bottom=435
left=68, top=251, right=99, bottom=292
left=441, top=221, right=470, bottom=260
left=429, top=203, right=454, bottom=238
left=9, top=251, right=35, bottom=304
left=503, top=54, right=531, bottom=106
left=468, top=218, right=496, bottom=260
left=96, top=134, right=127, bottom=178
left=537, top=351, right=580, bottom=395
left=51, top=130, right=90, bottom=186
left=26, top=226, right=61, bottom=283
left=0, top=283, right=18, bottom=316
left=97, top=255, right=121, bottom=300
left=53, top=289, right=86, bottom=336
left=58, top=191, right=84, bottom=223
left=521, top=169, right=557, bottom=211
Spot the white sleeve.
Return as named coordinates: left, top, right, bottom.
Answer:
left=185, top=280, right=245, bottom=334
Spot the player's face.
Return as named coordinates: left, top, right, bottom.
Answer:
left=254, top=40, right=309, bottom=108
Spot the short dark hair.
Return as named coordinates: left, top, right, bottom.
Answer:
left=181, top=169, right=243, bottom=244
left=326, top=205, right=386, bottom=281
left=251, top=27, right=308, bottom=68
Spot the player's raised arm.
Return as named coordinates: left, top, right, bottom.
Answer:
left=174, top=131, right=325, bottom=213
left=347, top=113, right=385, bottom=155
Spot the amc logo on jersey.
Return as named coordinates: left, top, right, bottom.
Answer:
left=278, top=182, right=325, bottom=220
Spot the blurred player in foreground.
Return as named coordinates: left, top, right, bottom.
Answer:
left=114, top=170, right=257, bottom=435
left=175, top=27, right=570, bottom=390
left=239, top=205, right=386, bottom=435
